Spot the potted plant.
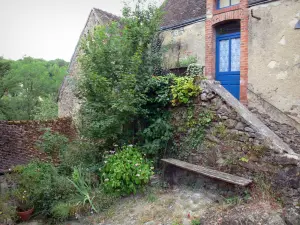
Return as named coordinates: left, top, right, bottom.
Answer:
left=13, top=188, right=34, bottom=221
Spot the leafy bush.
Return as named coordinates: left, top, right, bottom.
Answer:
left=142, top=116, right=173, bottom=161
left=101, top=146, right=154, bottom=196
left=171, top=77, right=201, bottom=106
left=11, top=161, right=75, bottom=217
left=187, top=63, right=204, bottom=77
left=51, top=202, right=71, bottom=222
left=145, top=74, right=175, bottom=109
left=36, top=128, right=69, bottom=158
left=59, top=140, right=104, bottom=174
left=0, top=194, right=17, bottom=223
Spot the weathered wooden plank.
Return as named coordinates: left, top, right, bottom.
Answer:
left=161, top=158, right=252, bottom=186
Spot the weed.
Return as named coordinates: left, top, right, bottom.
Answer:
left=211, top=123, right=227, bottom=138
left=223, top=196, right=242, bottom=205
left=147, top=193, right=158, bottom=203
left=191, top=218, right=201, bottom=225
left=239, top=157, right=249, bottom=163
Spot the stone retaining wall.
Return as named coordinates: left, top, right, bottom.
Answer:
left=169, top=81, right=300, bottom=219
left=0, top=117, right=76, bottom=172
left=250, top=108, right=300, bottom=154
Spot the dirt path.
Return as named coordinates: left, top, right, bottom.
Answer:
left=78, top=185, right=284, bottom=225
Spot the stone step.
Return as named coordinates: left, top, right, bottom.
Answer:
left=162, top=158, right=252, bottom=186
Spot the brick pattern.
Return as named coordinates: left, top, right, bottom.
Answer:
left=205, top=0, right=249, bottom=105
left=0, top=118, right=77, bottom=172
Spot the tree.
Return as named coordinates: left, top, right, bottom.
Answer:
left=78, top=0, right=164, bottom=145
left=0, top=57, right=67, bottom=120
left=0, top=57, right=19, bottom=120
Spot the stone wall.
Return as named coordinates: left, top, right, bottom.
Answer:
left=169, top=80, right=299, bottom=215
left=58, top=9, right=118, bottom=119
left=250, top=108, right=300, bottom=154
left=248, top=0, right=300, bottom=124
left=161, top=21, right=206, bottom=69
left=0, top=118, right=76, bottom=173
left=58, top=10, right=99, bottom=118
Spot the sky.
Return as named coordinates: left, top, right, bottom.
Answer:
left=0, top=0, right=158, bottom=62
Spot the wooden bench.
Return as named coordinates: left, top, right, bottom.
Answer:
left=161, top=158, right=252, bottom=186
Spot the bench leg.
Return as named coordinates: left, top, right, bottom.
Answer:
left=163, top=164, right=176, bottom=186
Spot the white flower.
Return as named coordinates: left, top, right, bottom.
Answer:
left=113, top=144, right=118, bottom=147
left=150, top=167, right=154, bottom=170
left=104, top=161, right=107, bottom=164
left=136, top=174, right=140, bottom=177
left=128, top=144, right=133, bottom=147
left=135, top=163, right=140, bottom=166
left=105, top=178, right=109, bottom=182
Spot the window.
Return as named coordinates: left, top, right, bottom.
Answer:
left=218, top=0, right=240, bottom=9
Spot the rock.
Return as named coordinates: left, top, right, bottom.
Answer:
left=217, top=105, right=231, bottom=116
left=206, top=134, right=221, bottom=144
left=144, top=221, right=155, bottom=225
left=224, top=119, right=237, bottom=129
left=182, top=218, right=191, bottom=225
left=211, top=97, right=223, bottom=110
left=235, top=122, right=245, bottom=131
left=201, top=93, right=208, bottom=101
left=266, top=214, right=285, bottom=225
left=284, top=207, right=300, bottom=225
left=244, top=127, right=255, bottom=133
left=207, top=93, right=215, bottom=100
left=216, top=158, right=225, bottom=166
left=191, top=193, right=203, bottom=204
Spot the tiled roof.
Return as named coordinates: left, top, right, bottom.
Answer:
left=93, top=8, right=120, bottom=24
left=248, top=0, right=278, bottom=6
left=161, top=0, right=206, bottom=27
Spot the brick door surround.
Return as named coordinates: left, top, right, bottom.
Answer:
left=205, top=0, right=249, bottom=105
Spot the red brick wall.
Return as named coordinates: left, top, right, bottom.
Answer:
left=205, top=0, right=249, bottom=105
left=0, top=118, right=77, bottom=172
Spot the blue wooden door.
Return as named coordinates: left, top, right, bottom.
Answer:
left=216, top=32, right=241, bottom=100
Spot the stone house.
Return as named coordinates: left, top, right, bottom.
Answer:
left=58, top=0, right=300, bottom=131
left=58, top=8, right=119, bottom=119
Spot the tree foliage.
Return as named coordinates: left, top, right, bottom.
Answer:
left=0, top=57, right=68, bottom=120
left=78, top=0, right=165, bottom=147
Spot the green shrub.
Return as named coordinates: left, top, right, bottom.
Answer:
left=187, top=63, right=204, bottom=77
left=51, top=202, right=71, bottom=222
left=36, top=128, right=69, bottom=158
left=141, top=116, right=173, bottom=162
left=11, top=161, right=75, bottom=217
left=171, top=77, right=201, bottom=106
left=59, top=140, right=104, bottom=175
left=191, top=219, right=201, bottom=225
left=0, top=194, right=17, bottom=224
left=101, top=146, right=154, bottom=196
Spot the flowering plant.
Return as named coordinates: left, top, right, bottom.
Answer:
left=12, top=188, right=33, bottom=211
left=101, top=145, right=154, bottom=196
